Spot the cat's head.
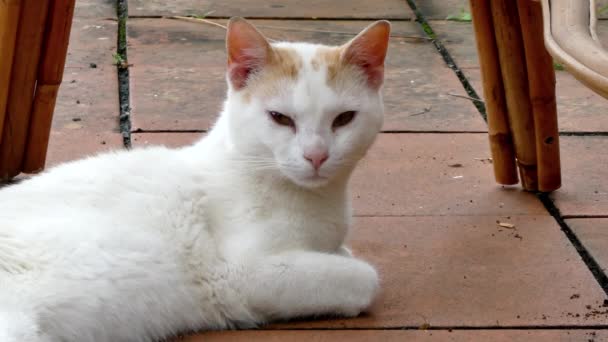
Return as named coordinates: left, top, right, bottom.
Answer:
left=223, top=18, right=390, bottom=188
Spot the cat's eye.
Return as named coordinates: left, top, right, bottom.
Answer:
left=268, top=111, right=295, bottom=128
left=332, top=111, right=357, bottom=130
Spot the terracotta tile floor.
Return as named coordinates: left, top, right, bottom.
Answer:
left=127, top=18, right=486, bottom=132
left=7, top=0, right=608, bottom=340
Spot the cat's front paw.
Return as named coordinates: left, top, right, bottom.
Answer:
left=335, top=260, right=379, bottom=317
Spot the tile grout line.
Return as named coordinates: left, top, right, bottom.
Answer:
left=563, top=215, right=608, bottom=219
left=560, top=132, right=608, bottom=137
left=130, top=130, right=608, bottom=136
left=260, top=325, right=608, bottom=331
left=404, top=0, right=487, bottom=122
left=130, top=129, right=490, bottom=134
left=538, top=194, right=608, bottom=296
left=405, top=0, right=608, bottom=298
left=117, top=0, right=132, bottom=149
left=126, top=15, right=417, bottom=21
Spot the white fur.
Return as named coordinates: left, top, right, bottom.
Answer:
left=0, top=38, right=384, bottom=342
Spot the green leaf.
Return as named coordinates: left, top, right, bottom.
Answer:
left=553, top=61, right=565, bottom=71
left=599, top=4, right=608, bottom=14
left=446, top=8, right=472, bottom=22
left=191, top=10, right=215, bottom=19
left=112, top=53, right=124, bottom=65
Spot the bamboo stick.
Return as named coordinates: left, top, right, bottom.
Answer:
left=23, top=85, right=60, bottom=173
left=0, top=0, right=23, bottom=145
left=0, top=0, right=51, bottom=180
left=470, top=0, right=518, bottom=185
left=517, top=0, right=561, bottom=192
left=490, top=0, right=538, bottom=191
left=23, top=0, right=76, bottom=173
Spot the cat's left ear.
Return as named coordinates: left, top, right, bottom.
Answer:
left=342, top=20, right=391, bottom=89
left=226, top=17, right=272, bottom=90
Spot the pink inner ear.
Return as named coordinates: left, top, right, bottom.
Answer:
left=226, top=19, right=271, bottom=90
left=227, top=50, right=266, bottom=90
left=342, top=21, right=391, bottom=89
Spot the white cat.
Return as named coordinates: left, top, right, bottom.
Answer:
left=0, top=17, right=390, bottom=342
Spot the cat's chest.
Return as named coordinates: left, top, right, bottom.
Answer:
left=209, top=187, right=350, bottom=258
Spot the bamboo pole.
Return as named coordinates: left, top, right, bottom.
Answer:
left=470, top=0, right=518, bottom=185
left=490, top=0, right=538, bottom=191
left=23, top=0, right=76, bottom=173
left=0, top=0, right=51, bottom=180
left=517, top=0, right=561, bottom=192
left=0, top=0, right=23, bottom=144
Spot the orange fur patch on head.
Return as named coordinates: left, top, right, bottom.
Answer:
left=226, top=17, right=302, bottom=97
left=243, top=45, right=303, bottom=99
left=312, top=46, right=366, bottom=91
left=268, top=46, right=302, bottom=81
left=311, top=21, right=391, bottom=91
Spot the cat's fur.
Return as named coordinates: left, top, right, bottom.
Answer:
left=0, top=18, right=391, bottom=342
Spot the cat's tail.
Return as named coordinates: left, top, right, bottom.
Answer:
left=0, top=310, right=48, bottom=342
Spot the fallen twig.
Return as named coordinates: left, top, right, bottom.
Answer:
left=255, top=25, right=430, bottom=41
left=446, top=92, right=485, bottom=103
left=408, top=105, right=433, bottom=117
left=167, top=17, right=428, bottom=43
left=169, top=15, right=228, bottom=30
left=498, top=222, right=516, bottom=229
left=169, top=16, right=279, bottom=42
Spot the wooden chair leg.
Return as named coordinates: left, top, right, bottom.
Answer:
left=0, top=0, right=75, bottom=179
left=23, top=0, right=76, bottom=173
left=517, top=0, right=561, bottom=192
left=0, top=0, right=51, bottom=180
left=0, top=0, right=22, bottom=147
left=470, top=0, right=518, bottom=186
left=491, top=0, right=539, bottom=191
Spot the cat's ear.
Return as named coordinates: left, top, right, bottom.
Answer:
left=226, top=17, right=272, bottom=90
left=342, top=20, right=391, bottom=89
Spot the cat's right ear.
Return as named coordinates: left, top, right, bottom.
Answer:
left=226, top=17, right=271, bottom=90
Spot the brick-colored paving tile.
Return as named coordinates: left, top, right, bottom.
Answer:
left=163, top=216, right=608, bottom=331
left=550, top=137, right=608, bottom=218
left=417, top=0, right=607, bottom=20
left=181, top=330, right=607, bottom=342
left=267, top=216, right=607, bottom=328
left=132, top=133, right=545, bottom=216
left=42, top=18, right=123, bottom=168
left=431, top=21, right=608, bottom=133
left=54, top=18, right=119, bottom=134
left=132, top=133, right=202, bottom=148
left=353, top=133, right=545, bottom=216
left=600, top=0, right=608, bottom=19
left=416, top=0, right=470, bottom=20
left=128, top=19, right=486, bottom=132
left=75, top=0, right=116, bottom=18
left=46, top=131, right=122, bottom=167
left=568, top=219, right=608, bottom=273
left=129, top=0, right=413, bottom=19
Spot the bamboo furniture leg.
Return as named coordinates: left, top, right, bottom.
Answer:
left=491, top=0, right=539, bottom=191
left=471, top=0, right=561, bottom=192
left=0, top=0, right=23, bottom=145
left=470, top=0, right=518, bottom=186
left=23, top=0, right=76, bottom=173
left=517, top=0, right=561, bottom=192
left=0, top=0, right=51, bottom=180
left=0, top=0, right=75, bottom=180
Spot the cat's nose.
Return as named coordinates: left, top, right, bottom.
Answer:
left=303, top=151, right=329, bottom=170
